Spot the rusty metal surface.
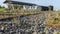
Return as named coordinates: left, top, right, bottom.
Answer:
left=0, top=11, right=46, bottom=19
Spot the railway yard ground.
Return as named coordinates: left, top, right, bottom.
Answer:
left=0, top=11, right=60, bottom=34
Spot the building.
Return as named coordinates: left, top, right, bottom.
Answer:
left=4, top=0, right=53, bottom=11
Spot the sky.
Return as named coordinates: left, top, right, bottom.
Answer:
left=0, top=0, right=60, bottom=10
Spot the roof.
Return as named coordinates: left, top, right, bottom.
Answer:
left=4, top=0, right=37, bottom=6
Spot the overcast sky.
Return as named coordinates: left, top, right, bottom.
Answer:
left=0, top=0, right=60, bottom=10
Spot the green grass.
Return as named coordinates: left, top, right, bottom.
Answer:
left=0, top=8, right=5, bottom=13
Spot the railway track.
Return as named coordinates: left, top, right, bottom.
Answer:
left=0, top=11, right=47, bottom=19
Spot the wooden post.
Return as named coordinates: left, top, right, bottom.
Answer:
left=48, top=6, right=51, bottom=11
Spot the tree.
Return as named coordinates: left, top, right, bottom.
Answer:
left=0, top=5, right=5, bottom=12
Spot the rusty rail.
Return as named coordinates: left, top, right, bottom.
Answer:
left=0, top=11, right=53, bottom=19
